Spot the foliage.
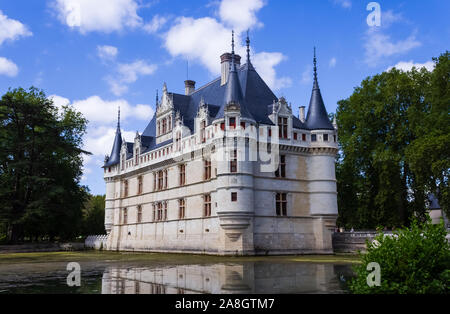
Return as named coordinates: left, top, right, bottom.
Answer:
left=0, top=87, right=90, bottom=242
left=350, top=217, right=450, bottom=294
left=81, top=194, right=106, bottom=236
left=336, top=52, right=450, bottom=229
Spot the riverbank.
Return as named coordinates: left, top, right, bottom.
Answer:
left=0, top=242, right=85, bottom=254
left=0, top=251, right=361, bottom=265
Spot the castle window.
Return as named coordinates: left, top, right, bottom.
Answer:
left=230, top=150, right=237, bottom=173
left=276, top=193, right=287, bottom=216
left=152, top=204, right=156, bottom=221
left=275, top=155, right=286, bottom=178
left=278, top=117, right=288, bottom=139
left=221, top=122, right=225, bottom=131
left=123, top=180, right=128, bottom=198
left=302, top=134, right=306, bottom=141
left=231, top=192, right=237, bottom=202
left=179, top=199, right=185, bottom=219
left=204, top=159, right=211, bottom=180
left=164, top=170, right=168, bottom=189
left=157, top=203, right=163, bottom=221
left=294, top=132, right=298, bottom=140
left=240, top=122, right=246, bottom=129
left=204, top=194, right=212, bottom=217
left=157, top=121, right=160, bottom=136
left=168, top=116, right=172, bottom=131
left=153, top=172, right=157, bottom=191
left=123, top=208, right=128, bottom=224
left=229, top=117, right=236, bottom=129
left=164, top=202, right=168, bottom=221
left=137, top=205, right=142, bottom=223
left=138, top=176, right=143, bottom=195
left=268, top=129, right=272, bottom=137
left=334, top=135, right=337, bottom=142
left=200, top=120, right=206, bottom=143
left=311, top=134, right=317, bottom=142
left=179, top=164, right=186, bottom=186
left=158, top=171, right=164, bottom=190
left=323, top=134, right=329, bottom=142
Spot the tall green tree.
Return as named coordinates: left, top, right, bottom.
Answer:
left=0, top=87, right=90, bottom=242
left=336, top=52, right=449, bottom=229
left=81, top=194, right=106, bottom=236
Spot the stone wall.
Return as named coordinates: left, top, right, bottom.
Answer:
left=85, top=235, right=108, bottom=250
left=332, top=231, right=379, bottom=253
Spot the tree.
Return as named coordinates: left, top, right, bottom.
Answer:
left=336, top=52, right=449, bottom=229
left=81, top=194, right=106, bottom=236
left=0, top=87, right=90, bottom=242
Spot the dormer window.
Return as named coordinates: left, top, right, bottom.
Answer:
left=168, top=116, right=172, bottom=131
left=135, top=148, right=139, bottom=165
left=162, top=118, right=167, bottom=134
left=176, top=131, right=182, bottom=151
left=278, top=117, right=288, bottom=139
left=311, top=134, right=317, bottom=142
left=229, top=117, right=236, bottom=129
left=157, top=121, right=161, bottom=136
left=200, top=120, right=206, bottom=143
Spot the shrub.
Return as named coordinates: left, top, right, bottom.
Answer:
left=350, top=217, right=450, bottom=294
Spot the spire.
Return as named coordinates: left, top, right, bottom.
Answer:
left=104, top=106, right=123, bottom=167
left=313, top=46, right=319, bottom=89
left=156, top=89, right=159, bottom=107
left=246, top=29, right=251, bottom=64
left=117, top=105, right=121, bottom=129
left=225, top=30, right=243, bottom=106
left=304, top=47, right=334, bottom=130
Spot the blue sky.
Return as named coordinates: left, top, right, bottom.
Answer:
left=0, top=0, right=448, bottom=195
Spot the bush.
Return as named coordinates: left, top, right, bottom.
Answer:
left=350, top=217, right=450, bottom=294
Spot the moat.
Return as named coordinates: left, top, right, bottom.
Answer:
left=0, top=251, right=358, bottom=294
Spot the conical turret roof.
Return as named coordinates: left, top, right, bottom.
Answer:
left=304, top=48, right=334, bottom=130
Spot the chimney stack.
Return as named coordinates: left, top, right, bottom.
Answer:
left=185, top=80, right=196, bottom=95
left=299, top=106, right=306, bottom=123
left=220, top=53, right=241, bottom=86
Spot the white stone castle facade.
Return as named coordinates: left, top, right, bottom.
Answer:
left=102, top=36, right=338, bottom=256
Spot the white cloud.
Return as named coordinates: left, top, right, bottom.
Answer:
left=0, top=57, right=19, bottom=77
left=163, top=3, right=290, bottom=91
left=329, top=57, right=337, bottom=68
left=107, top=60, right=158, bottom=96
left=70, top=95, right=154, bottom=124
left=219, top=0, right=265, bottom=32
left=333, top=0, right=351, bottom=9
left=143, top=15, right=168, bottom=34
left=363, top=10, right=420, bottom=66
left=0, top=10, right=32, bottom=46
left=387, top=60, right=435, bottom=72
left=364, top=31, right=421, bottom=66
left=52, top=0, right=143, bottom=34
left=252, top=52, right=292, bottom=90
left=84, top=125, right=135, bottom=157
left=97, top=45, right=118, bottom=61
left=48, top=94, right=71, bottom=111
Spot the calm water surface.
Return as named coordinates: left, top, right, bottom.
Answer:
left=0, top=253, right=355, bottom=294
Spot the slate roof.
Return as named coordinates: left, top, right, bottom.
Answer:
left=304, top=50, right=334, bottom=130
left=105, top=49, right=334, bottom=166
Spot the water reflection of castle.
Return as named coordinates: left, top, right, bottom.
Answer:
left=101, top=263, right=350, bottom=294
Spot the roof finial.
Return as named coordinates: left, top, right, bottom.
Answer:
left=156, top=89, right=159, bottom=107
left=313, top=47, right=318, bottom=84
left=231, top=30, right=235, bottom=56
left=246, top=29, right=251, bottom=63
left=117, top=105, right=121, bottom=129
